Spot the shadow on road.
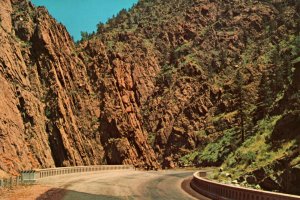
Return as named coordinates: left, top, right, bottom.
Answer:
left=181, top=178, right=211, bottom=200
left=35, top=188, right=129, bottom=200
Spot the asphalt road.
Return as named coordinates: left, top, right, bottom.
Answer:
left=37, top=170, right=210, bottom=200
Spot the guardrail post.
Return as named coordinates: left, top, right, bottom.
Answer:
left=9, top=177, right=13, bottom=188
left=21, top=170, right=37, bottom=184
left=35, top=170, right=40, bottom=179
left=16, top=176, right=19, bottom=186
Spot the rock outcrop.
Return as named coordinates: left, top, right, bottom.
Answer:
left=89, top=0, right=299, bottom=170
left=0, top=0, right=160, bottom=175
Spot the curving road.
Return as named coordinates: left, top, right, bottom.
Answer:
left=37, top=170, right=210, bottom=200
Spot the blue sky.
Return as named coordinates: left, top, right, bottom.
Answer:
left=31, top=0, right=138, bottom=41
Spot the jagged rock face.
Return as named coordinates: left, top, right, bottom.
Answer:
left=0, top=0, right=106, bottom=174
left=80, top=37, right=160, bottom=169
left=90, top=0, right=299, bottom=168
left=0, top=0, right=54, bottom=175
left=0, top=0, right=160, bottom=174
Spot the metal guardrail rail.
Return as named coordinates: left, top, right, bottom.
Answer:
left=36, top=165, right=134, bottom=179
left=0, top=176, right=23, bottom=188
left=191, top=171, right=300, bottom=200
left=0, top=165, right=134, bottom=188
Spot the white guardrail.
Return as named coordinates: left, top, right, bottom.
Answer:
left=36, top=165, right=134, bottom=179
left=191, top=171, right=300, bottom=200
left=0, top=165, right=134, bottom=188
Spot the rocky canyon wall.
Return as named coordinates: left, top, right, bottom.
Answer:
left=0, top=0, right=158, bottom=174
left=0, top=1, right=299, bottom=194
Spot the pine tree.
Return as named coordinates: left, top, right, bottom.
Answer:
left=80, top=31, right=90, bottom=41
left=236, top=70, right=246, bottom=143
left=236, top=69, right=254, bottom=143
left=97, top=22, right=105, bottom=34
left=258, top=72, right=273, bottom=116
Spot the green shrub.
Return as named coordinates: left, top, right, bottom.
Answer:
left=227, top=155, right=237, bottom=167
left=45, top=107, right=51, bottom=118
left=179, top=151, right=199, bottom=167
left=147, top=132, right=156, bottom=147
left=221, top=116, right=291, bottom=178
left=197, top=128, right=237, bottom=166
left=240, top=151, right=256, bottom=165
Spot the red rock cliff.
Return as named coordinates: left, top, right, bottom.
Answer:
left=0, top=0, right=160, bottom=175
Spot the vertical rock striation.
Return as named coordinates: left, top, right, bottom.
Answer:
left=0, top=0, right=105, bottom=174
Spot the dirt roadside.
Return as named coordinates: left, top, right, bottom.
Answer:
left=0, top=185, right=64, bottom=200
